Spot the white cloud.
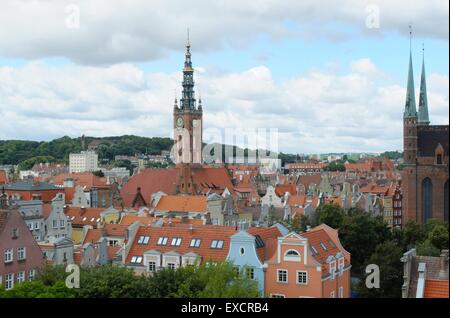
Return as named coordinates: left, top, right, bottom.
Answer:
left=0, top=0, right=447, bottom=64
left=0, top=58, right=448, bottom=153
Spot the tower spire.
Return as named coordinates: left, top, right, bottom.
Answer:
left=181, top=28, right=196, bottom=110
left=418, top=43, right=430, bottom=125
left=404, top=25, right=417, bottom=118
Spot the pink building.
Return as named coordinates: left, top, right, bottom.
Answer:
left=264, top=224, right=351, bottom=298
left=0, top=208, right=45, bottom=290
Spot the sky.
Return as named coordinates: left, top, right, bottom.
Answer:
left=0, top=0, right=448, bottom=155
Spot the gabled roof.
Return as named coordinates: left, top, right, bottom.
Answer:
left=120, top=169, right=178, bottom=207
left=275, top=184, right=297, bottom=197
left=301, top=224, right=350, bottom=271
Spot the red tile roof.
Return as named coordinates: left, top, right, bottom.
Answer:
left=275, top=184, right=297, bottom=197
left=0, top=170, right=8, bottom=184
left=302, top=224, right=350, bottom=271
left=119, top=214, right=205, bottom=226
left=424, top=279, right=449, bottom=298
left=155, top=195, right=207, bottom=213
left=120, top=169, right=178, bottom=207
left=42, top=204, right=52, bottom=220
left=125, top=224, right=281, bottom=265
left=52, top=172, right=109, bottom=190
left=64, top=206, right=105, bottom=227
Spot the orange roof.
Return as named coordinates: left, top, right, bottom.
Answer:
left=83, top=224, right=129, bottom=244
left=302, top=224, right=350, bottom=272
left=120, top=169, right=178, bottom=207
left=424, top=279, right=449, bottom=298
left=275, top=184, right=297, bottom=197
left=360, top=183, right=390, bottom=195
left=52, top=172, right=109, bottom=190
left=287, top=163, right=328, bottom=169
left=64, top=206, right=105, bottom=227
left=155, top=195, right=207, bottom=213
left=119, top=214, right=205, bottom=226
left=0, top=170, right=8, bottom=184
left=126, top=224, right=280, bottom=265
left=42, top=204, right=52, bottom=220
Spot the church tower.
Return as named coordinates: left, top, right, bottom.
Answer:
left=403, top=29, right=418, bottom=165
left=173, top=31, right=203, bottom=194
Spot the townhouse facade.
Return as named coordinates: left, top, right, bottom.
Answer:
left=0, top=208, right=45, bottom=290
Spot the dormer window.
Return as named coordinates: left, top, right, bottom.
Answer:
left=435, top=143, right=444, bottom=165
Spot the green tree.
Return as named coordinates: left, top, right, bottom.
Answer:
left=339, top=208, right=391, bottom=277
left=92, top=170, right=105, bottom=177
left=355, top=240, right=403, bottom=298
left=317, top=204, right=345, bottom=229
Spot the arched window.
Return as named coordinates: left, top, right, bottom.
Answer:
left=284, top=249, right=301, bottom=262
left=422, top=178, right=433, bottom=223
left=445, top=180, right=449, bottom=222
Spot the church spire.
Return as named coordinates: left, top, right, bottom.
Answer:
left=404, top=26, right=417, bottom=118
left=180, top=28, right=196, bottom=110
left=418, top=43, right=430, bottom=125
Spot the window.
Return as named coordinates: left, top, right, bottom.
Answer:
left=320, top=242, right=327, bottom=251
left=297, top=271, right=308, bottom=285
left=157, top=237, right=168, bottom=246
left=338, top=286, right=344, bottom=298
left=189, top=238, right=201, bottom=247
left=5, top=274, right=14, bottom=290
left=310, top=246, right=318, bottom=255
left=11, top=228, right=18, bottom=238
left=246, top=267, right=255, bottom=280
left=137, top=236, right=150, bottom=245
left=171, top=237, right=182, bottom=246
left=277, top=269, right=288, bottom=283
left=270, top=294, right=285, bottom=298
left=284, top=249, right=301, bottom=262
left=148, top=261, right=156, bottom=272
left=167, top=263, right=176, bottom=270
left=27, top=223, right=33, bottom=230
left=329, top=261, right=336, bottom=275
left=437, top=154, right=443, bottom=165
left=422, top=178, right=433, bottom=223
left=28, top=269, right=35, bottom=281
left=60, top=219, right=65, bottom=227
left=130, top=256, right=143, bottom=264
left=210, top=240, right=224, bottom=249
left=4, top=249, right=13, bottom=263
left=34, top=221, right=40, bottom=230
left=17, top=271, right=25, bottom=283
left=240, top=247, right=245, bottom=256
left=17, top=247, right=26, bottom=261
left=330, top=291, right=335, bottom=298
left=338, top=257, right=345, bottom=269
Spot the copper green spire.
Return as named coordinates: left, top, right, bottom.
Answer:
left=404, top=26, right=417, bottom=118
left=418, top=44, right=430, bottom=125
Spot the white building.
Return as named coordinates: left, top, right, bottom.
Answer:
left=69, top=151, right=98, bottom=173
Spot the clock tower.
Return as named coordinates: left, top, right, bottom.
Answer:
left=173, top=32, right=203, bottom=193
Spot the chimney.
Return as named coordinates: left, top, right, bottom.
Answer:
left=439, top=250, right=449, bottom=279
left=80, top=206, right=86, bottom=215
left=306, top=225, right=311, bottom=232
left=189, top=224, right=193, bottom=234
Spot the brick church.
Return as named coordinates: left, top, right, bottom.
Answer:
left=401, top=45, right=449, bottom=224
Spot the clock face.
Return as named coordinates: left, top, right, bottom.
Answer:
left=176, top=117, right=184, bottom=128
left=192, top=119, right=200, bottom=128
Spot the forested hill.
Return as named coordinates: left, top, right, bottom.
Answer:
left=0, top=135, right=173, bottom=167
